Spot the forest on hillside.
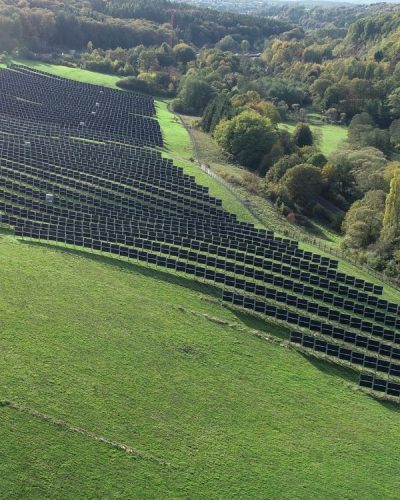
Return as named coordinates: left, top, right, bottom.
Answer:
left=1, top=0, right=400, bottom=278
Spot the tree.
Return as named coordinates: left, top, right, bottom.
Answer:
left=0, top=15, right=19, bottom=52
left=350, top=112, right=375, bottom=127
left=174, top=78, right=216, bottom=115
left=388, top=87, right=400, bottom=117
left=138, top=49, right=160, bottom=72
left=214, top=110, right=278, bottom=170
left=303, top=46, right=323, bottom=64
left=325, top=108, right=339, bottom=123
left=280, top=164, right=323, bottom=208
left=348, top=123, right=391, bottom=154
left=309, top=153, right=327, bottom=168
left=216, top=35, right=237, bottom=52
left=265, top=154, right=302, bottom=184
left=384, top=161, right=400, bottom=182
left=312, top=78, right=333, bottom=99
left=202, top=94, right=234, bottom=133
left=231, top=91, right=280, bottom=124
left=240, top=40, right=251, bottom=53
left=382, top=173, right=400, bottom=243
left=342, top=190, right=386, bottom=249
left=173, top=43, right=196, bottom=64
left=389, top=119, right=400, bottom=147
left=293, top=123, right=313, bottom=147
left=331, top=146, right=387, bottom=198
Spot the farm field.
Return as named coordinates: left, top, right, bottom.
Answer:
left=1, top=234, right=400, bottom=498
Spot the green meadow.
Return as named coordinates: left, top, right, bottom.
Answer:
left=1, top=235, right=400, bottom=498
left=279, top=112, right=348, bottom=157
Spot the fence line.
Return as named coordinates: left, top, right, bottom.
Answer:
left=173, top=110, right=400, bottom=292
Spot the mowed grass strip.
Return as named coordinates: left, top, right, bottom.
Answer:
left=1, top=236, right=400, bottom=498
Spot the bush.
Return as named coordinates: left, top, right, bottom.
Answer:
left=293, top=123, right=313, bottom=147
left=116, top=73, right=174, bottom=96
left=309, top=152, right=327, bottom=168
left=240, top=172, right=262, bottom=194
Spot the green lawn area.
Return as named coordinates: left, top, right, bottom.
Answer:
left=15, top=59, right=121, bottom=88
left=280, top=113, right=348, bottom=156
left=1, top=235, right=400, bottom=498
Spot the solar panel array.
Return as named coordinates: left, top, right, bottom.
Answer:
left=0, top=65, right=399, bottom=399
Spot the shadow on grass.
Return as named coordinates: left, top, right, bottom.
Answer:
left=0, top=226, right=14, bottom=236
left=302, top=353, right=358, bottom=385
left=372, top=395, right=400, bottom=412
left=19, top=240, right=221, bottom=299
left=228, top=308, right=291, bottom=340
left=297, top=356, right=400, bottom=411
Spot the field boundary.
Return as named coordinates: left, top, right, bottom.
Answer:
left=0, top=400, right=173, bottom=467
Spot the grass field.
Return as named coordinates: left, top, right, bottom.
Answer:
left=279, top=112, right=348, bottom=157
left=16, top=59, right=122, bottom=88
left=1, top=235, right=400, bottom=498
left=2, top=59, right=400, bottom=499
left=279, top=122, right=348, bottom=156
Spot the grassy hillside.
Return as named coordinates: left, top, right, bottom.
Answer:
left=1, top=234, right=400, bottom=498
left=17, top=60, right=122, bottom=88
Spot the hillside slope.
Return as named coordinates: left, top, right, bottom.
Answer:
left=1, top=234, right=400, bottom=498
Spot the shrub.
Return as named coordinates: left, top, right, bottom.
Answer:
left=293, top=123, right=313, bottom=147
